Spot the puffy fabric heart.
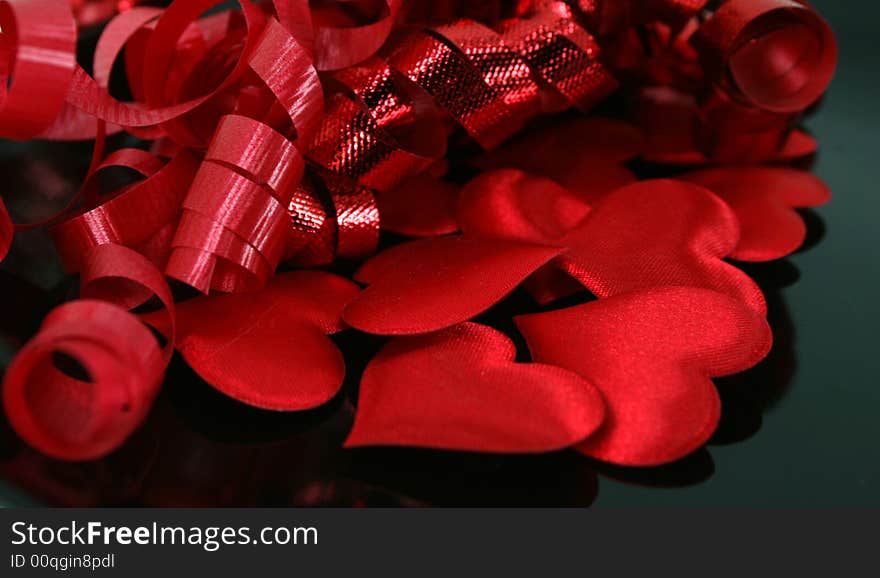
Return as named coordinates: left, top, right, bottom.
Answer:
left=150, top=271, right=360, bottom=411
left=682, top=167, right=831, bottom=262
left=457, top=169, right=592, bottom=243
left=560, top=179, right=767, bottom=315
left=345, top=322, right=605, bottom=452
left=516, top=287, right=772, bottom=466
left=457, top=169, right=591, bottom=304
left=344, top=236, right=563, bottom=335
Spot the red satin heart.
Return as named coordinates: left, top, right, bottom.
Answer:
left=345, top=322, right=605, bottom=452
left=152, top=271, right=360, bottom=410
left=560, top=179, right=767, bottom=315
left=344, top=236, right=563, bottom=335
left=456, top=169, right=592, bottom=304
left=682, top=167, right=831, bottom=262
left=457, top=169, right=592, bottom=244
left=516, top=287, right=772, bottom=466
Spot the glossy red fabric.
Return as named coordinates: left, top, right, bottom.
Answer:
left=457, top=169, right=592, bottom=244
left=682, top=166, right=831, bottom=261
left=167, top=146, right=293, bottom=293
left=146, top=271, right=360, bottom=410
left=346, top=322, right=606, bottom=453
left=346, top=175, right=771, bottom=337
left=344, top=237, right=563, bottom=335
left=455, top=169, right=592, bottom=304
left=516, top=287, right=772, bottom=466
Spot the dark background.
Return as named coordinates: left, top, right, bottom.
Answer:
left=1, top=0, right=878, bottom=507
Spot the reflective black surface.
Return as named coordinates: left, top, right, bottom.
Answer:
left=1, top=0, right=878, bottom=507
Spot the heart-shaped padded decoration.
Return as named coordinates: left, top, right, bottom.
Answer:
left=154, top=271, right=360, bottom=411
left=344, top=236, right=563, bottom=335
left=682, top=167, right=831, bottom=262
left=456, top=169, right=592, bottom=304
left=560, top=179, right=767, bottom=315
left=345, top=323, right=605, bottom=453
left=457, top=169, right=592, bottom=243
left=516, top=287, right=772, bottom=466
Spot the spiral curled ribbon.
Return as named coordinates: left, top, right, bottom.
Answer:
left=307, top=0, right=616, bottom=195
left=694, top=0, right=838, bottom=113
left=70, top=1, right=150, bottom=28
left=3, top=244, right=174, bottom=460
left=624, top=0, right=837, bottom=161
